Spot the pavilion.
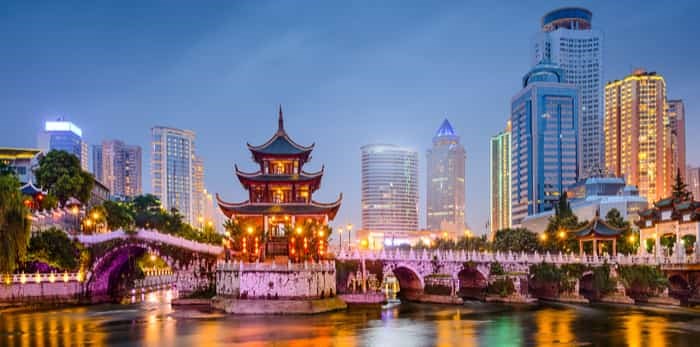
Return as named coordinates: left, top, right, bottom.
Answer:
left=572, top=217, right=624, bottom=256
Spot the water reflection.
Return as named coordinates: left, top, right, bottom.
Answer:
left=1, top=297, right=700, bottom=346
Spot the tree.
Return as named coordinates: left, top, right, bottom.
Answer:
left=542, top=194, right=584, bottom=253
left=605, top=208, right=637, bottom=255
left=671, top=168, right=691, bottom=201
left=493, top=228, right=541, bottom=253
left=102, top=200, right=134, bottom=230
left=27, top=227, right=80, bottom=270
left=35, top=150, right=94, bottom=204
left=0, top=173, right=31, bottom=273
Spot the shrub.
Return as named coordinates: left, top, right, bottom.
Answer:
left=27, top=228, right=81, bottom=271
left=488, top=277, right=515, bottom=297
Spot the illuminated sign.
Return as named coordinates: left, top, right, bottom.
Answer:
left=45, top=121, right=83, bottom=137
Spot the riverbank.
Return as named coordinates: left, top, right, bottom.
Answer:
left=211, top=296, right=347, bottom=314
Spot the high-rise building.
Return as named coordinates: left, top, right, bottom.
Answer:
left=604, top=69, right=673, bottom=203
left=192, top=155, right=205, bottom=227
left=97, top=140, right=142, bottom=197
left=667, top=99, right=686, bottom=180
left=37, top=118, right=89, bottom=171
left=151, top=126, right=196, bottom=224
left=361, top=144, right=418, bottom=247
left=687, top=165, right=700, bottom=201
left=534, top=7, right=603, bottom=177
left=92, top=144, right=103, bottom=182
left=510, top=62, right=579, bottom=226
left=489, top=121, right=511, bottom=238
left=426, top=119, right=466, bottom=234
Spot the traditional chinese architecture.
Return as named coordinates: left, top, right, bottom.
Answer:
left=572, top=216, right=624, bottom=256
left=217, top=107, right=342, bottom=261
left=636, top=197, right=700, bottom=258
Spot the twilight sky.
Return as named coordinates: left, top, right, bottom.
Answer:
left=2, top=0, right=699, bottom=236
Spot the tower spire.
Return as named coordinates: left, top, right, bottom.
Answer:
left=278, top=104, right=284, bottom=133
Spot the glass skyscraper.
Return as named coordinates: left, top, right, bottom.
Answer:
left=510, top=62, right=579, bottom=226
left=426, top=119, right=466, bottom=234
left=151, top=126, right=196, bottom=224
left=489, top=121, right=511, bottom=238
left=37, top=119, right=89, bottom=171
left=533, top=7, right=602, bottom=177
left=361, top=144, right=418, bottom=247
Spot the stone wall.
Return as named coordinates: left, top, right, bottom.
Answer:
left=0, top=280, right=84, bottom=303
left=216, top=261, right=336, bottom=299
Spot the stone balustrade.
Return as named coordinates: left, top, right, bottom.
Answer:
left=0, top=272, right=85, bottom=302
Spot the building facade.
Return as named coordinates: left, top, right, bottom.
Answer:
left=489, top=121, right=511, bottom=238
left=667, top=99, right=686, bottom=180
left=604, top=69, right=676, bottom=203
left=510, top=62, right=579, bottom=226
left=688, top=165, right=700, bottom=201
left=151, top=126, right=196, bottom=224
left=0, top=147, right=42, bottom=184
left=95, top=140, right=142, bottom=198
left=37, top=119, right=89, bottom=171
left=361, top=144, right=418, bottom=246
left=533, top=7, right=603, bottom=177
left=192, top=155, right=205, bottom=227
left=426, top=119, right=466, bottom=234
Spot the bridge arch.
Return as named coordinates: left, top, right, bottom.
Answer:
left=86, top=242, right=179, bottom=301
left=457, top=266, right=488, bottom=299
left=668, top=274, right=690, bottom=300
left=390, top=263, right=424, bottom=295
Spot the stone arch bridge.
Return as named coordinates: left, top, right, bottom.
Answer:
left=77, top=229, right=223, bottom=301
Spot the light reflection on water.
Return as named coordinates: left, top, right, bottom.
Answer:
left=1, top=291, right=700, bottom=346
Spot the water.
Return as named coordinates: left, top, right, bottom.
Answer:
left=2, top=290, right=700, bottom=346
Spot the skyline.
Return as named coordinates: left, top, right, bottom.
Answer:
left=3, top=1, right=700, bottom=234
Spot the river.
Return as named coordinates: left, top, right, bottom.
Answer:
left=2, top=289, right=700, bottom=346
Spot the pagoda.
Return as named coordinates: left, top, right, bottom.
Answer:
left=217, top=107, right=342, bottom=261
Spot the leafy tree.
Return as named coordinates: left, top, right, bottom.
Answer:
left=27, top=227, right=80, bottom=270
left=671, top=168, right=691, bottom=201
left=35, top=150, right=94, bottom=204
left=542, top=194, right=585, bottom=253
left=493, top=228, right=541, bottom=253
left=102, top=200, right=134, bottom=230
left=0, top=174, right=32, bottom=272
left=605, top=208, right=638, bottom=255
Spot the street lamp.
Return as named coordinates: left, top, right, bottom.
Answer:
left=338, top=227, right=344, bottom=250
left=347, top=223, right=353, bottom=248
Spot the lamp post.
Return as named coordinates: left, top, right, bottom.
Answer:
left=347, top=223, right=353, bottom=249
left=338, top=227, right=344, bottom=251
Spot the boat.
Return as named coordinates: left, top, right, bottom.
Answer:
left=381, top=273, right=401, bottom=310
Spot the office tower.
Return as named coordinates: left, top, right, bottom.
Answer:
left=37, top=118, right=89, bottom=171
left=426, top=119, right=466, bottom=234
left=98, top=140, right=142, bottom=197
left=92, top=144, right=103, bottom=182
left=192, top=155, right=205, bottom=227
left=490, top=121, right=511, bottom=238
left=534, top=7, right=603, bottom=177
left=604, top=69, right=672, bottom=202
left=511, top=62, right=579, bottom=226
left=667, top=100, right=686, bottom=180
left=687, top=165, right=700, bottom=200
left=361, top=144, right=418, bottom=246
left=151, top=126, right=196, bottom=224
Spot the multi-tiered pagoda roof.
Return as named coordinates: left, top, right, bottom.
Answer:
left=216, top=107, right=341, bottom=220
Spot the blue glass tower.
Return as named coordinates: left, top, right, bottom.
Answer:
left=510, top=62, right=579, bottom=226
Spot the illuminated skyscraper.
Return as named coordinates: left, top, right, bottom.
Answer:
left=151, top=126, right=196, bottom=224
left=489, top=121, right=511, bottom=238
left=37, top=118, right=89, bottom=171
left=604, top=69, right=673, bottom=203
left=426, top=119, right=466, bottom=234
left=95, top=140, right=142, bottom=197
left=687, top=165, right=700, bottom=201
left=192, top=155, right=205, bottom=227
left=511, top=62, right=579, bottom=226
left=667, top=99, right=686, bottom=180
left=534, top=7, right=603, bottom=177
left=361, top=144, right=418, bottom=246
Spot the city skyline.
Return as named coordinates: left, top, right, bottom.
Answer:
left=3, top=1, right=700, bottom=234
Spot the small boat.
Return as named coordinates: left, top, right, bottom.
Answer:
left=381, top=273, right=401, bottom=310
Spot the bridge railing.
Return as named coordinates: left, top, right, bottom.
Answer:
left=74, top=229, right=223, bottom=255
left=216, top=260, right=336, bottom=272
left=336, top=248, right=698, bottom=266
left=2, top=272, right=84, bottom=285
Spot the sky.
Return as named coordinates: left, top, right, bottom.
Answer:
left=2, top=0, right=699, bottom=236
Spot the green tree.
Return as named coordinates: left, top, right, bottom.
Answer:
left=605, top=208, right=638, bottom=255
left=0, top=173, right=31, bottom=273
left=102, top=200, right=134, bottom=230
left=671, top=168, right=691, bottom=201
left=35, top=150, right=94, bottom=204
left=542, top=194, right=584, bottom=253
left=27, top=227, right=80, bottom=270
left=493, top=228, right=541, bottom=253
